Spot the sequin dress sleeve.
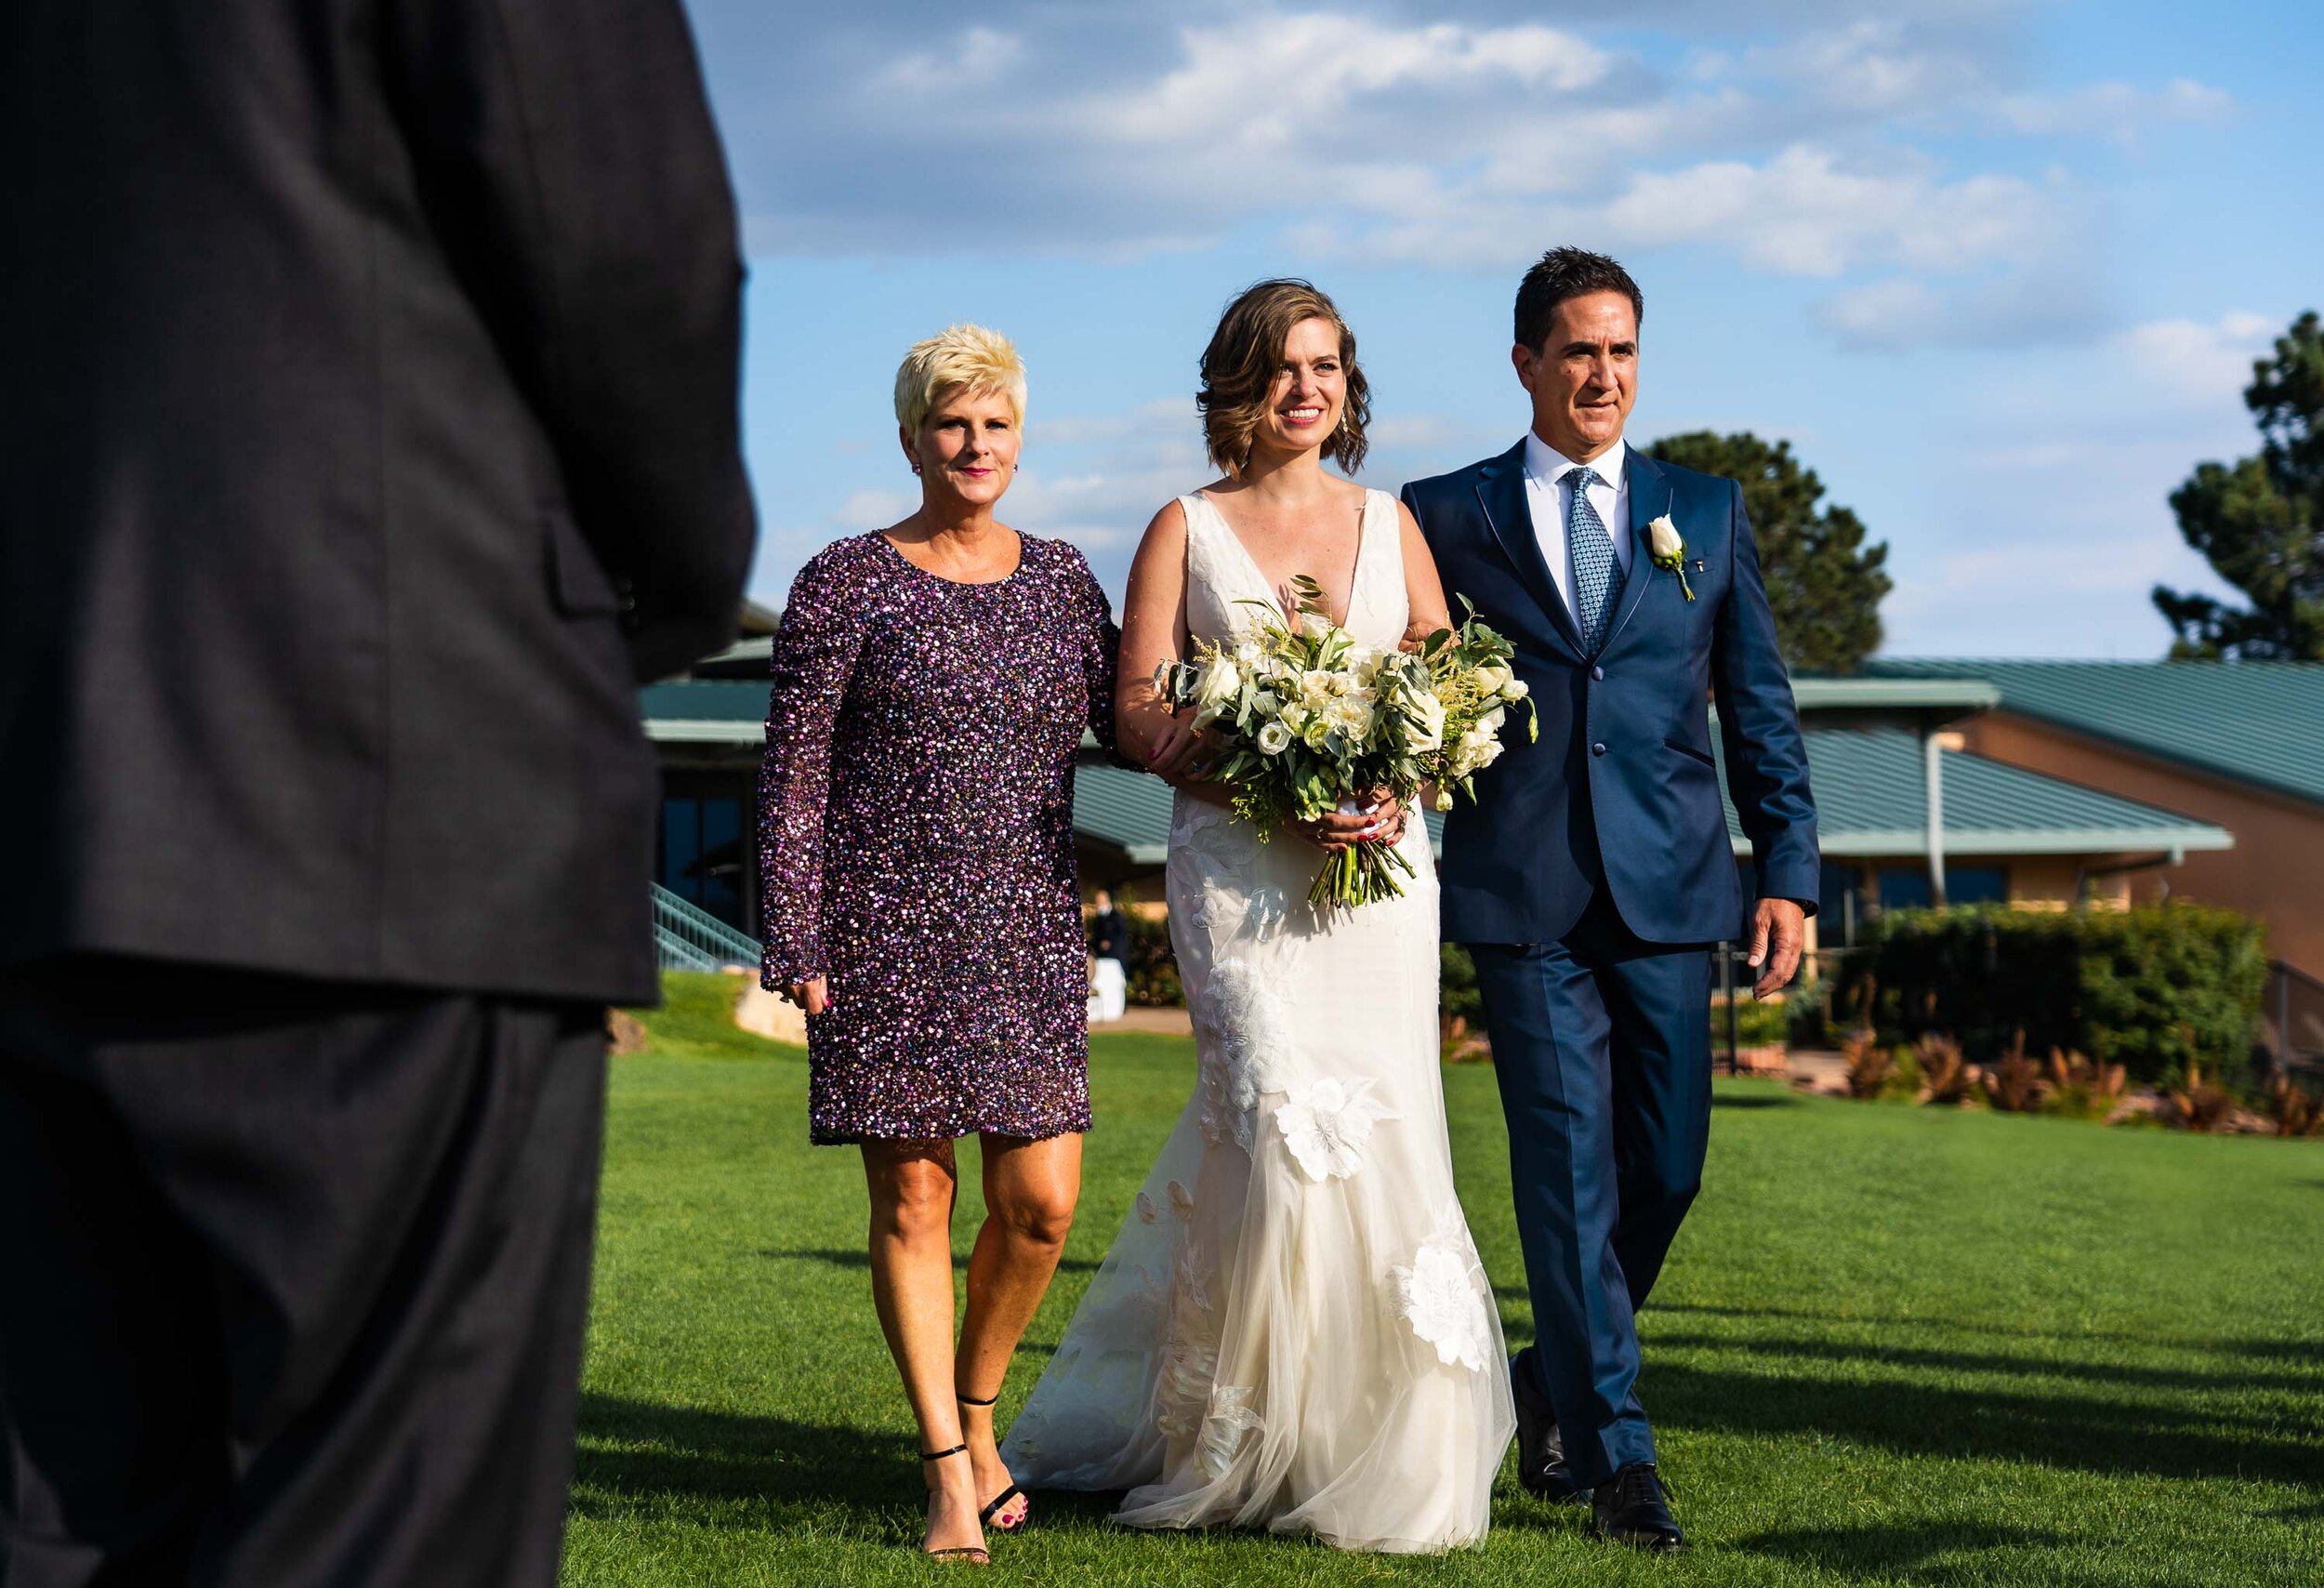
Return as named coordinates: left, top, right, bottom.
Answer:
left=1065, top=545, right=1122, bottom=758
left=757, top=549, right=865, bottom=989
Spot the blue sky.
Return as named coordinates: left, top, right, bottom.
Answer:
left=683, top=0, right=2322, bottom=657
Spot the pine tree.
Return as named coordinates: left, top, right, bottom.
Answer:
left=1646, top=430, right=1892, bottom=674
left=2153, top=311, right=2324, bottom=660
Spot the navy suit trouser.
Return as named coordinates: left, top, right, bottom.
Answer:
left=1468, top=893, right=1713, bottom=1488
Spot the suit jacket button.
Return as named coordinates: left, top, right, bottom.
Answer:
left=1591, top=741, right=1607, bottom=756
left=1591, top=665, right=1604, bottom=681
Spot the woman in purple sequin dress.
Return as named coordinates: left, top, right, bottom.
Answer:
left=758, top=325, right=1118, bottom=1564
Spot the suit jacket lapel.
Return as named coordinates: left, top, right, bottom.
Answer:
left=1604, top=446, right=1668, bottom=652
left=1472, top=442, right=1583, bottom=659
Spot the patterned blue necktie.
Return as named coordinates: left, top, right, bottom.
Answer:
left=1565, top=465, right=1618, bottom=654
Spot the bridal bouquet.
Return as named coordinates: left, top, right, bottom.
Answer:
left=1156, top=576, right=1537, bottom=907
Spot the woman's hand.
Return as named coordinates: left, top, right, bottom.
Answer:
left=1141, top=710, right=1216, bottom=786
left=1296, top=789, right=1405, bottom=854
left=781, top=975, right=832, bottom=1017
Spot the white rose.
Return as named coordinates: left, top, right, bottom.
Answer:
left=1403, top=693, right=1446, bottom=753
left=1195, top=653, right=1241, bottom=709
left=1647, top=513, right=1684, bottom=562
left=1473, top=663, right=1512, bottom=697
left=1480, top=707, right=1505, bottom=734
left=1323, top=694, right=1374, bottom=738
left=1501, top=678, right=1530, bottom=702
left=1256, top=720, right=1294, bottom=755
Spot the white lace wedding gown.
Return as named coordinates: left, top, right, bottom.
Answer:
left=998, top=489, right=1515, bottom=1553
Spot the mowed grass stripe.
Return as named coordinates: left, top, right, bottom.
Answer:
left=561, top=973, right=2324, bottom=1586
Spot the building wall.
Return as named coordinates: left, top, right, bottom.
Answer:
left=1957, top=712, right=2324, bottom=974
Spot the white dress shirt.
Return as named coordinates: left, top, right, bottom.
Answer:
left=1521, top=430, right=1631, bottom=625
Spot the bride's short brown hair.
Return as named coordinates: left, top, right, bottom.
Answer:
left=1197, top=279, right=1371, bottom=478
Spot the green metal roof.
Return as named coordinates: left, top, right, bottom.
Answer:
left=638, top=682, right=2230, bottom=863
left=640, top=680, right=764, bottom=742
left=1865, top=659, right=2324, bottom=809
left=1720, top=729, right=2232, bottom=857
left=1788, top=677, right=1999, bottom=714
left=1072, top=766, right=1175, bottom=866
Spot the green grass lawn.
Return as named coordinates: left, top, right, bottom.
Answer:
left=562, top=974, right=2324, bottom=1586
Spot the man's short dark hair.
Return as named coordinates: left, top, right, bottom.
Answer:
left=1513, top=247, right=1644, bottom=353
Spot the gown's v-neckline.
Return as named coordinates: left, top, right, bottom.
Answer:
left=1194, top=488, right=1372, bottom=632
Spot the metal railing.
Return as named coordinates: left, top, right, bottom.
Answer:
left=652, top=883, right=762, bottom=971
left=2265, top=959, right=2324, bottom=1078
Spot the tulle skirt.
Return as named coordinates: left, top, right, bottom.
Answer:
left=999, top=799, right=1514, bottom=1553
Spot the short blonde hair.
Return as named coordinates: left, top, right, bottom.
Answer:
left=893, top=324, right=1027, bottom=434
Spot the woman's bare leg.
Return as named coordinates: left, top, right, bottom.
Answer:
left=862, top=1140, right=984, bottom=1557
left=956, top=1131, right=1083, bottom=1524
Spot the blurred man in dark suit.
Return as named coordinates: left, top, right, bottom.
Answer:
left=0, top=2, right=756, bottom=1582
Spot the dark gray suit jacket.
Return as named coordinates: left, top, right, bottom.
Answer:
left=0, top=0, right=757, bottom=1004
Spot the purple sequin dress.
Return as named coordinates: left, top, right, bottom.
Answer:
left=759, top=532, right=1119, bottom=1145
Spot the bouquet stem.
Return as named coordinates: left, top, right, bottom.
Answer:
left=1308, top=838, right=1417, bottom=909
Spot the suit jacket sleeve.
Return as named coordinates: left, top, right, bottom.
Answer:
left=1710, top=479, right=1820, bottom=909
left=383, top=0, right=757, bottom=680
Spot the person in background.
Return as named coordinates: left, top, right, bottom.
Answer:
left=758, top=325, right=1118, bottom=1565
left=1088, top=889, right=1129, bottom=1023
left=0, top=3, right=755, bottom=1584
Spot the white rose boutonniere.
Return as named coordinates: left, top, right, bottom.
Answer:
left=1646, top=511, right=1696, bottom=603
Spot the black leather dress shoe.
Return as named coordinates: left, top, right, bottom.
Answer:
left=1509, top=1349, right=1587, bottom=1503
left=1593, top=1462, right=1684, bottom=1551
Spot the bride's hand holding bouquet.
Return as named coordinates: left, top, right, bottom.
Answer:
left=1156, top=576, right=1536, bottom=907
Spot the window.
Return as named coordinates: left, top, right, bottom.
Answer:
left=659, top=793, right=746, bottom=929
left=1877, top=865, right=2007, bottom=912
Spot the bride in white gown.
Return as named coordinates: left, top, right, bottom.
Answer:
left=998, top=281, right=1514, bottom=1553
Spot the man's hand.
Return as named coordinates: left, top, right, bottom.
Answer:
left=1747, top=898, right=1806, bottom=1000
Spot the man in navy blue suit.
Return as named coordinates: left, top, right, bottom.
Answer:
left=1403, top=248, right=1817, bottom=1552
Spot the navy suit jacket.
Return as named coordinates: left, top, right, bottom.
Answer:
left=1404, top=442, right=1817, bottom=946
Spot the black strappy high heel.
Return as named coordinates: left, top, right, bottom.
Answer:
left=918, top=1445, right=990, bottom=1565
left=957, top=1392, right=1030, bottom=1533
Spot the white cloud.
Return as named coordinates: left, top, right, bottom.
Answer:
left=836, top=488, right=913, bottom=528
left=2113, top=311, right=2276, bottom=401
left=1988, top=78, right=2232, bottom=143
left=1601, top=145, right=2057, bottom=276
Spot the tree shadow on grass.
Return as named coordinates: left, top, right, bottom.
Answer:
left=1736, top=1520, right=2076, bottom=1585
left=761, top=1247, right=1103, bottom=1276
left=1656, top=1301, right=2324, bottom=1376
left=1710, top=1092, right=1801, bottom=1109
left=571, top=1395, right=908, bottom=1527
left=1650, top=1356, right=2324, bottom=1488
left=570, top=1393, right=1141, bottom=1540
left=1648, top=1330, right=2323, bottom=1396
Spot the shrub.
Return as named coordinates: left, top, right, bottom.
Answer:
left=1846, top=902, right=2266, bottom=1085
left=2265, top=1075, right=2324, bottom=1138
left=1914, top=1034, right=1981, bottom=1106
left=2162, top=1061, right=2238, bottom=1133
left=1441, top=944, right=1483, bottom=1029
left=2042, top=1048, right=2129, bottom=1122
left=1842, top=1031, right=1891, bottom=1098
left=1983, top=1036, right=2047, bottom=1114
left=1114, top=889, right=1183, bottom=1007
left=1710, top=992, right=1789, bottom=1051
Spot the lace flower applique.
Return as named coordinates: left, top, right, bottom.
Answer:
left=1389, top=1203, right=1494, bottom=1372
left=1196, top=1384, right=1262, bottom=1479
left=1274, top=1077, right=1397, bottom=1182
left=1194, top=958, right=1294, bottom=1152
